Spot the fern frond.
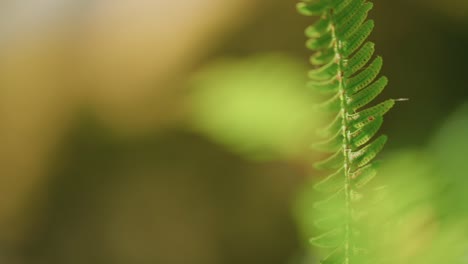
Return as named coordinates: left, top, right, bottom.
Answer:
left=314, top=149, right=345, bottom=170
left=298, top=0, right=394, bottom=263
left=314, top=168, right=345, bottom=193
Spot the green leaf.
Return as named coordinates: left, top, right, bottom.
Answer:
left=314, top=149, right=345, bottom=170
left=348, top=99, right=395, bottom=128
left=314, top=189, right=346, bottom=211
left=308, top=60, right=339, bottom=81
left=348, top=76, right=388, bottom=111
left=312, top=129, right=343, bottom=153
left=298, top=0, right=395, bottom=261
left=310, top=49, right=336, bottom=66
left=310, top=228, right=344, bottom=248
left=350, top=190, right=364, bottom=202
left=307, top=78, right=340, bottom=94
left=314, top=214, right=346, bottom=230
left=315, top=168, right=345, bottom=193
left=316, top=92, right=342, bottom=112
left=306, top=31, right=333, bottom=50
left=321, top=247, right=345, bottom=264
left=347, top=56, right=383, bottom=94
left=337, top=2, right=373, bottom=39
left=345, top=42, right=375, bottom=77
left=350, top=135, right=388, bottom=168
left=343, top=20, right=374, bottom=57
left=306, top=17, right=331, bottom=38
left=335, top=0, right=364, bottom=19
left=349, top=116, right=383, bottom=148
left=351, top=162, right=379, bottom=188
left=317, top=111, right=343, bottom=138
left=297, top=1, right=331, bottom=16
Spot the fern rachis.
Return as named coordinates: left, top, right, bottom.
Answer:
left=297, top=0, right=396, bottom=263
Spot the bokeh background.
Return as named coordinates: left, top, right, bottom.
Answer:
left=0, top=1, right=467, bottom=263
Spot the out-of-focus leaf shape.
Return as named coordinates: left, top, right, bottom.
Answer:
left=189, top=54, right=324, bottom=160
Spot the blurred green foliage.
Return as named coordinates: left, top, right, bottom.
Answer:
left=431, top=103, right=468, bottom=220
left=189, top=55, right=323, bottom=160
left=295, top=103, right=468, bottom=264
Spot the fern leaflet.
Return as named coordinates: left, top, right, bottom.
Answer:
left=297, top=0, right=395, bottom=263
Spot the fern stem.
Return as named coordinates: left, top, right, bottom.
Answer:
left=329, top=10, right=353, bottom=264
left=298, top=1, right=394, bottom=262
